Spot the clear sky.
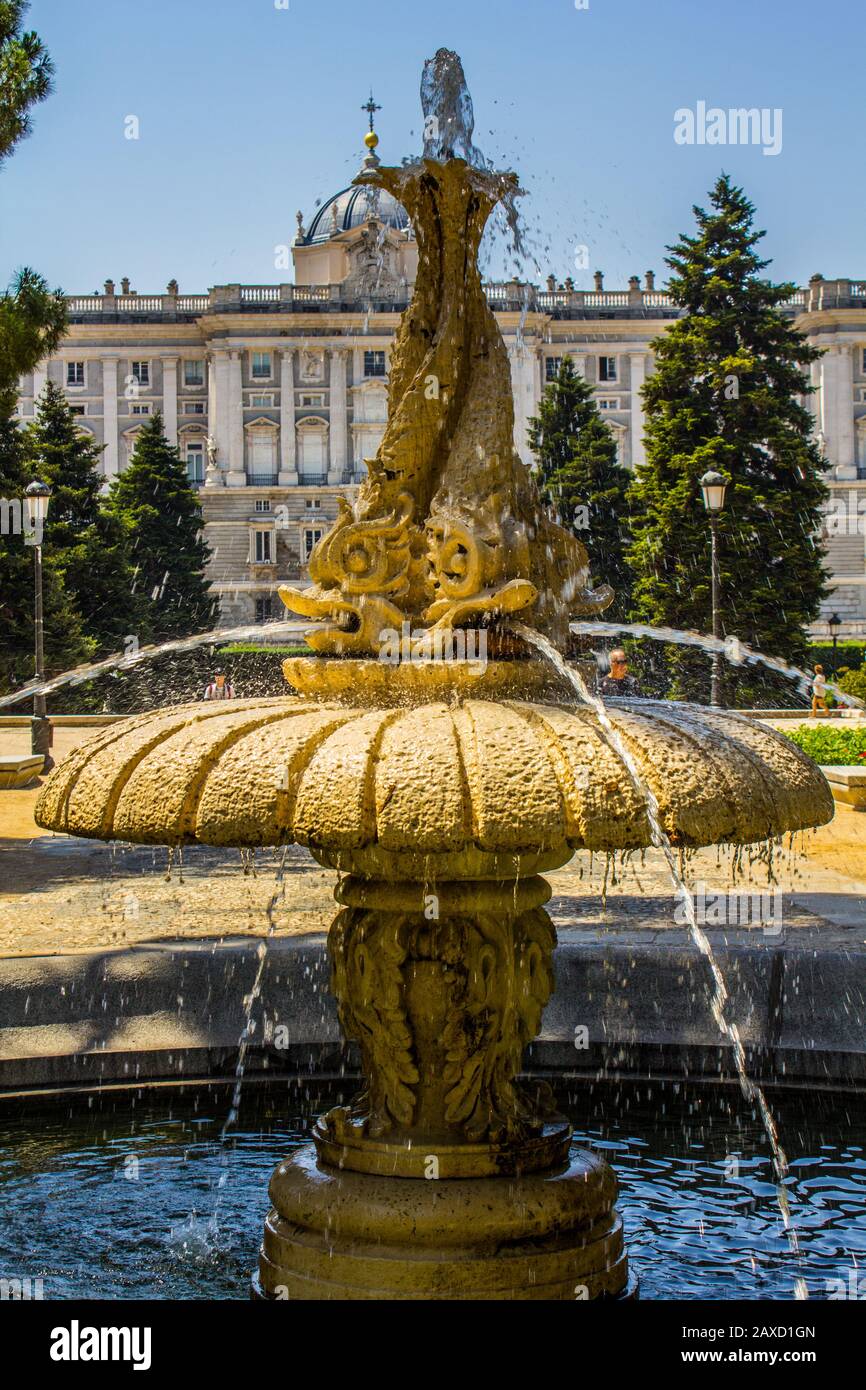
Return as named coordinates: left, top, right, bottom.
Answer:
left=1, top=0, right=863, bottom=294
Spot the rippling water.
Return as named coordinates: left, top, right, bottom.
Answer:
left=0, top=1080, right=863, bottom=1300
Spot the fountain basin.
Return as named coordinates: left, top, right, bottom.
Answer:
left=34, top=694, right=833, bottom=862
left=2, top=1078, right=864, bottom=1301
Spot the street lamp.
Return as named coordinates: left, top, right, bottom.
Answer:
left=24, top=480, right=54, bottom=772
left=828, top=611, right=842, bottom=677
left=699, top=470, right=729, bottom=706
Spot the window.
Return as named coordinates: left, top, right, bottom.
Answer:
left=255, top=597, right=274, bottom=623
left=598, top=356, right=617, bottom=382
left=255, top=499, right=271, bottom=512
left=305, top=498, right=322, bottom=510
left=184, top=359, right=205, bottom=387
left=364, top=350, right=386, bottom=378
left=185, top=443, right=204, bottom=485
left=131, top=361, right=150, bottom=386
left=252, top=352, right=272, bottom=380
left=183, top=401, right=206, bottom=415
left=253, top=530, right=273, bottom=563
left=303, top=527, right=324, bottom=561
left=250, top=393, right=275, bottom=408
left=597, top=398, right=620, bottom=411
left=300, top=393, right=324, bottom=407
left=131, top=404, right=150, bottom=416
left=70, top=405, right=86, bottom=417
left=545, top=357, right=563, bottom=382
left=862, top=348, right=866, bottom=373
left=247, top=429, right=277, bottom=478
left=67, top=361, right=85, bottom=386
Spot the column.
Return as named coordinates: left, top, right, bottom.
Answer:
left=823, top=346, right=856, bottom=479
left=629, top=352, right=647, bottom=470
left=508, top=343, right=536, bottom=469
left=162, top=356, right=178, bottom=446
left=808, top=358, right=822, bottom=429
left=102, top=357, right=119, bottom=478
left=32, top=361, right=47, bottom=408
left=279, top=349, right=298, bottom=485
left=226, top=349, right=245, bottom=486
left=328, top=347, right=347, bottom=484
left=209, top=350, right=230, bottom=480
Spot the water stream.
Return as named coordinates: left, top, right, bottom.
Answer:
left=571, top=619, right=865, bottom=711
left=514, top=621, right=809, bottom=1298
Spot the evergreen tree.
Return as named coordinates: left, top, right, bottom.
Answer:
left=528, top=356, right=633, bottom=617
left=105, top=412, right=216, bottom=641
left=626, top=174, right=830, bottom=702
left=0, top=1, right=53, bottom=165
left=0, top=414, right=91, bottom=691
left=23, top=382, right=146, bottom=654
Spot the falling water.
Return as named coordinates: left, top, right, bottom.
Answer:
left=221, top=843, right=290, bottom=1143
left=513, top=621, right=809, bottom=1298
left=417, top=48, right=534, bottom=280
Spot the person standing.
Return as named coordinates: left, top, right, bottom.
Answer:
left=203, top=669, right=235, bottom=700
left=810, top=665, right=827, bottom=715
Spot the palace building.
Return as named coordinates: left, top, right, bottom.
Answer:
left=13, top=123, right=866, bottom=636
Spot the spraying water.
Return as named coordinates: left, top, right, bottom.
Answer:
left=572, top=619, right=865, bottom=711
left=514, top=621, right=808, bottom=1298
left=0, top=618, right=307, bottom=713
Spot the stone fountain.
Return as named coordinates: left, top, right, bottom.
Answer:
left=36, top=51, right=832, bottom=1300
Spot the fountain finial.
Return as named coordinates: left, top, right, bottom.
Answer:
left=280, top=51, right=614, bottom=662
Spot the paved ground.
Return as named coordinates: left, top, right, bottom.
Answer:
left=0, top=722, right=863, bottom=957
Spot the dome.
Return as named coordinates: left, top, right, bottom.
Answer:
left=302, top=184, right=410, bottom=244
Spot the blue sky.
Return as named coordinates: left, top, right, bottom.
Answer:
left=1, top=0, right=863, bottom=294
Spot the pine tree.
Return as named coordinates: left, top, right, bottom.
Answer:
left=626, top=174, right=830, bottom=702
left=528, top=356, right=633, bottom=618
left=23, top=382, right=145, bottom=654
left=0, top=415, right=91, bottom=691
left=0, top=1, right=53, bottom=165
left=105, top=412, right=216, bottom=641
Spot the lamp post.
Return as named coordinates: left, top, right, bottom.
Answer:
left=24, top=480, right=54, bottom=772
left=828, top=611, right=842, bottom=678
left=699, top=470, right=729, bottom=706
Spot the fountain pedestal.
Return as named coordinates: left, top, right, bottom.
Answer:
left=255, top=875, right=632, bottom=1301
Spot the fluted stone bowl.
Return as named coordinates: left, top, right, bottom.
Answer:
left=34, top=696, right=834, bottom=880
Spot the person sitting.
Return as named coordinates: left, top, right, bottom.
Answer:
left=203, top=669, right=235, bottom=700
left=598, top=648, right=641, bottom=697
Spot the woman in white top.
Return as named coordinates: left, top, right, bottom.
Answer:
left=811, top=665, right=827, bottom=715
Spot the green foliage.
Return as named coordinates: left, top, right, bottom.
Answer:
left=0, top=414, right=92, bottom=690
left=807, top=642, right=865, bottom=673
left=22, top=382, right=147, bottom=655
left=219, top=643, right=310, bottom=655
left=785, top=724, right=866, bottom=766
left=626, top=174, right=830, bottom=703
left=105, top=412, right=216, bottom=641
left=0, top=1, right=53, bottom=165
left=0, top=267, right=66, bottom=419
left=838, top=667, right=866, bottom=703
left=528, top=356, right=632, bottom=618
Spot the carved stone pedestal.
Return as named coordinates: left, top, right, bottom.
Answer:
left=255, top=874, right=632, bottom=1301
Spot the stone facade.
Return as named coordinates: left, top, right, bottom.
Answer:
left=14, top=189, right=866, bottom=636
